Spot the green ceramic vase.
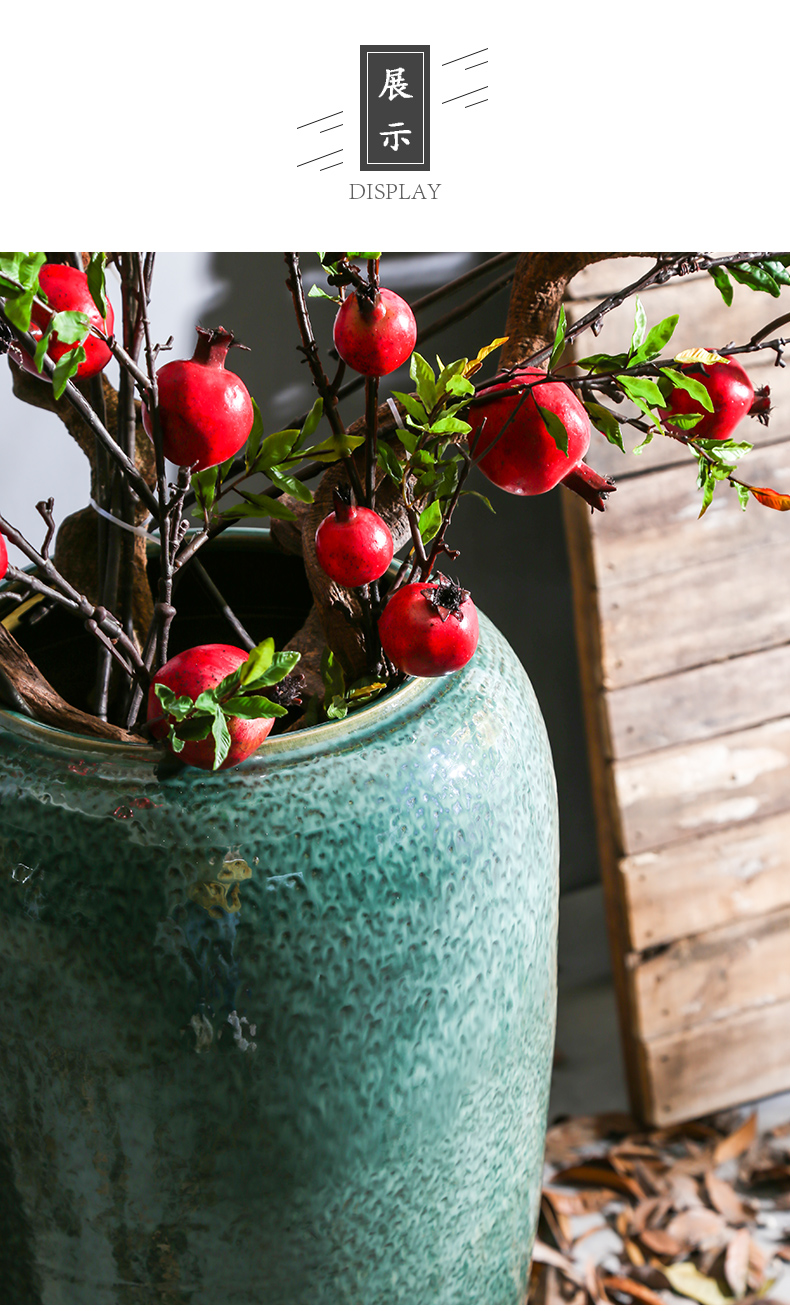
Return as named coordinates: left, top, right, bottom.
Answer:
left=0, top=604, right=558, bottom=1303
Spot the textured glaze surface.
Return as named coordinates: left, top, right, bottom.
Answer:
left=0, top=611, right=558, bottom=1304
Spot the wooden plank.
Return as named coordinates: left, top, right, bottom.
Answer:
left=607, top=644, right=790, bottom=759
left=615, top=716, right=790, bottom=855
left=639, top=995, right=790, bottom=1126
left=600, top=541, right=790, bottom=689
left=590, top=440, right=790, bottom=589
left=561, top=486, right=648, bottom=1117
left=630, top=906, right=790, bottom=1041
left=621, top=811, right=790, bottom=952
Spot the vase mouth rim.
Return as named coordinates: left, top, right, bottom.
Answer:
left=0, top=525, right=452, bottom=765
left=0, top=668, right=439, bottom=763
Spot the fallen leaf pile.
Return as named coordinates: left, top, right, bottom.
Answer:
left=529, top=1109, right=790, bottom=1304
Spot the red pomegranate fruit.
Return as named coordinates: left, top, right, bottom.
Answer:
left=315, top=488, right=394, bottom=588
left=658, top=354, right=755, bottom=441
left=468, top=368, right=591, bottom=495
left=148, top=644, right=275, bottom=771
left=0, top=532, right=8, bottom=580
left=142, top=326, right=254, bottom=471
left=24, top=263, right=114, bottom=378
left=333, top=287, right=417, bottom=377
left=378, top=576, right=479, bottom=677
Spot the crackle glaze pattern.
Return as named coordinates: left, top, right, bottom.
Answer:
left=0, top=611, right=559, bottom=1304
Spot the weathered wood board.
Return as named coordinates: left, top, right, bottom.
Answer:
left=563, top=258, right=790, bottom=1127
left=621, top=809, right=790, bottom=951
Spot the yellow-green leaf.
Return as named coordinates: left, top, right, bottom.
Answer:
left=675, top=347, right=730, bottom=366
left=660, top=1262, right=734, bottom=1305
left=463, top=336, right=509, bottom=377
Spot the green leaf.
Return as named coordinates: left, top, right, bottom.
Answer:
left=268, top=467, right=314, bottom=504
left=154, top=684, right=195, bottom=720
left=699, top=468, right=716, bottom=517
left=243, top=649, right=301, bottom=691
left=172, top=715, right=215, bottom=741
left=15, top=252, right=45, bottom=291
left=632, top=431, right=656, bottom=455
left=347, top=251, right=382, bottom=259
left=428, top=414, right=471, bottom=435
left=50, top=309, right=89, bottom=345
left=576, top=351, right=630, bottom=374
left=737, top=483, right=750, bottom=511
left=461, top=488, right=496, bottom=513
left=630, top=314, right=678, bottom=365
left=210, top=709, right=232, bottom=771
left=436, top=357, right=469, bottom=396
left=236, top=637, right=275, bottom=688
left=377, top=438, right=404, bottom=483
left=708, top=265, right=734, bottom=306
left=300, top=397, right=324, bottom=442
left=699, top=440, right=753, bottom=463
left=346, top=678, right=387, bottom=703
left=221, top=694, right=287, bottom=719
left=308, top=285, right=342, bottom=302
left=2, top=287, right=36, bottom=333
left=326, top=695, right=349, bottom=721
left=52, top=345, right=87, bottom=399
left=630, top=296, right=647, bottom=355
left=730, top=261, right=781, bottom=297
left=254, top=429, right=301, bottom=471
left=584, top=401, right=625, bottom=453
left=617, top=374, right=666, bottom=410
left=33, top=325, right=53, bottom=375
left=86, top=252, right=108, bottom=317
left=549, top=304, right=567, bottom=372
left=194, top=690, right=221, bottom=715
left=0, top=253, right=23, bottom=287
left=222, top=494, right=298, bottom=522
left=391, top=390, right=429, bottom=425
left=192, top=466, right=220, bottom=516
left=301, top=428, right=365, bottom=463
left=763, top=259, right=790, bottom=288
left=536, top=403, right=568, bottom=455
left=409, top=352, right=437, bottom=411
left=418, top=500, right=443, bottom=543
left=444, top=373, right=475, bottom=397
left=663, top=412, right=703, bottom=431
left=660, top=367, right=714, bottom=411
left=321, top=647, right=346, bottom=706
left=244, top=398, right=265, bottom=471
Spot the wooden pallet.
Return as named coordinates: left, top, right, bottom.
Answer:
left=563, top=258, right=790, bottom=1126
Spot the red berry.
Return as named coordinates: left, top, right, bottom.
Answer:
left=468, top=368, right=591, bottom=495
left=23, top=263, right=114, bottom=378
left=315, top=491, right=394, bottom=588
left=333, top=287, right=417, bottom=377
left=148, top=644, right=274, bottom=771
left=0, top=533, right=7, bottom=580
left=142, top=326, right=254, bottom=471
left=378, top=577, right=479, bottom=678
left=658, top=354, right=754, bottom=441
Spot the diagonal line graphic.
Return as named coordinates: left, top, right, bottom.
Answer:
left=442, top=48, right=488, bottom=65
left=442, top=86, right=487, bottom=104
left=465, top=99, right=488, bottom=108
left=321, top=161, right=343, bottom=171
left=297, top=149, right=343, bottom=167
left=466, top=60, right=488, bottom=70
left=297, top=111, right=343, bottom=129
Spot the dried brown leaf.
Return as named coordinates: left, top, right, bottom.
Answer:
left=705, top=1170, right=755, bottom=1225
left=544, top=1186, right=619, bottom=1216
left=628, top=1197, right=660, bottom=1234
left=747, top=1237, right=767, bottom=1292
left=724, top=1227, right=750, bottom=1300
left=640, top=1227, right=684, bottom=1257
left=531, top=1239, right=578, bottom=1278
left=666, top=1206, right=730, bottom=1252
left=542, top=1193, right=573, bottom=1252
left=667, top=1170, right=702, bottom=1212
left=624, top=1238, right=646, bottom=1266
left=600, top=1275, right=665, bottom=1305
left=585, top=1258, right=611, bottom=1304
left=775, top=1244, right=790, bottom=1262
left=714, top=1113, right=757, bottom=1166
left=544, top=1113, right=639, bottom=1165
left=550, top=1163, right=643, bottom=1198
